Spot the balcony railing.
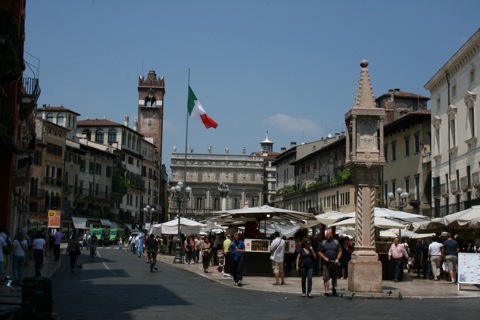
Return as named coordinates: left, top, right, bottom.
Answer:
left=44, top=177, right=63, bottom=188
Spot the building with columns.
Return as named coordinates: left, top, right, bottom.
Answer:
left=169, top=145, right=265, bottom=220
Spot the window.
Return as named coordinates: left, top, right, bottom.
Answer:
left=404, top=136, right=410, bottom=156
left=108, top=129, right=117, bottom=145
left=106, top=166, right=112, bottom=177
left=95, top=129, right=104, bottom=143
left=89, top=162, right=95, bottom=174
left=82, top=130, right=91, bottom=140
left=46, top=113, right=53, bottom=123
left=414, top=174, right=420, bottom=200
left=405, top=177, right=410, bottom=193
left=196, top=197, right=203, bottom=209
left=79, top=159, right=86, bottom=172
left=414, top=133, right=420, bottom=153
left=128, top=156, right=134, bottom=165
left=391, top=141, right=397, bottom=161
left=57, top=113, right=64, bottom=126
left=384, top=145, right=388, bottom=162
left=450, top=117, right=456, bottom=147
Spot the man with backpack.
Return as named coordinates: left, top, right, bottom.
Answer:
left=317, top=229, right=342, bottom=296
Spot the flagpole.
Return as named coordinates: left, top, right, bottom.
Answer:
left=174, top=69, right=191, bottom=264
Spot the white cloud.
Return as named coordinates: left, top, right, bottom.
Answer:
left=264, top=114, right=320, bottom=135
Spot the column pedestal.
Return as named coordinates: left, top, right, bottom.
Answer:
left=347, top=250, right=382, bottom=292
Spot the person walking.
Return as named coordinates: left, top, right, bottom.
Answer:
left=222, top=234, right=232, bottom=276
left=200, top=236, right=212, bottom=273
left=388, top=237, right=409, bottom=282
left=443, top=233, right=459, bottom=283
left=269, top=231, right=286, bottom=285
left=230, top=233, right=246, bottom=286
left=317, top=230, right=342, bottom=296
left=0, top=231, right=7, bottom=283
left=136, top=234, right=144, bottom=258
left=296, top=239, right=316, bottom=297
left=32, top=231, right=46, bottom=277
left=184, top=236, right=194, bottom=264
left=428, top=237, right=443, bottom=281
left=67, top=233, right=81, bottom=273
left=12, top=233, right=28, bottom=285
left=53, top=229, right=63, bottom=261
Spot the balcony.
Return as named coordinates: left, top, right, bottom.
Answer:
left=20, top=77, right=41, bottom=120
left=44, top=177, right=63, bottom=188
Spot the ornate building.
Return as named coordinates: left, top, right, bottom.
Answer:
left=169, top=146, right=265, bottom=220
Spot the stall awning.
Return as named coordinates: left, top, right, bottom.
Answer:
left=100, top=219, right=112, bottom=226
left=110, top=221, right=118, bottom=228
left=72, top=216, right=88, bottom=229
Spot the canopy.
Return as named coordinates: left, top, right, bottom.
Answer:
left=210, top=205, right=317, bottom=226
left=149, top=217, right=205, bottom=236
left=314, top=211, right=350, bottom=226
left=344, top=208, right=430, bottom=224
left=72, top=216, right=88, bottom=229
left=330, top=216, right=407, bottom=229
left=415, top=205, right=480, bottom=234
left=258, top=220, right=301, bottom=238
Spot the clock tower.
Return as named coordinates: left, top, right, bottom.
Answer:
left=137, top=70, right=165, bottom=160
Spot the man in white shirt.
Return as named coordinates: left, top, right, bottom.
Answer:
left=428, top=238, right=443, bottom=281
left=269, top=232, right=286, bottom=285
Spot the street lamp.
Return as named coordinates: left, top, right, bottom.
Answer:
left=143, top=205, right=156, bottom=227
left=387, top=187, right=409, bottom=210
left=171, top=181, right=192, bottom=264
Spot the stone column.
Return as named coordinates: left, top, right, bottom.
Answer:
left=347, top=168, right=382, bottom=292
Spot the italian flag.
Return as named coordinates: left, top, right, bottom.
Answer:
left=188, top=86, right=218, bottom=129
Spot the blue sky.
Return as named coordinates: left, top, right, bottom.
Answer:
left=25, top=0, right=479, bottom=175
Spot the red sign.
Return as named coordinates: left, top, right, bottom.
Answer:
left=48, top=210, right=61, bottom=228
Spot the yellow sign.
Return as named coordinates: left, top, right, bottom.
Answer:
left=48, top=210, right=61, bottom=228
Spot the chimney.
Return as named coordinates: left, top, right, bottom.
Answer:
left=280, top=147, right=286, bottom=152
left=290, top=141, right=297, bottom=148
left=133, top=119, right=138, bottom=131
left=124, top=115, right=129, bottom=127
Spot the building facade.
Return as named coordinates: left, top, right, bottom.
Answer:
left=170, top=147, right=265, bottom=220
left=425, top=28, right=480, bottom=217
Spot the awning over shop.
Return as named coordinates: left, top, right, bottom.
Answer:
left=100, top=219, right=112, bottom=226
left=110, top=221, right=118, bottom=228
left=72, top=216, right=88, bottom=229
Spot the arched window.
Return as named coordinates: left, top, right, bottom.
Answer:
left=108, top=129, right=117, bottom=145
left=57, top=113, right=65, bottom=126
left=46, top=113, right=54, bottom=122
left=82, top=129, right=91, bottom=140
left=95, top=129, right=104, bottom=143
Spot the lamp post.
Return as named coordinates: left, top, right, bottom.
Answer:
left=143, top=205, right=156, bottom=229
left=387, top=187, right=409, bottom=210
left=171, top=181, right=192, bottom=264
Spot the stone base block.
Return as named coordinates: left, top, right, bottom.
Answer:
left=347, top=259, right=382, bottom=292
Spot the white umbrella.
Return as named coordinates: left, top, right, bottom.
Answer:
left=314, top=211, right=351, bottom=226
left=330, top=216, right=407, bottom=229
left=344, top=207, right=430, bottom=224
left=415, top=205, right=480, bottom=234
left=149, top=217, right=205, bottom=235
